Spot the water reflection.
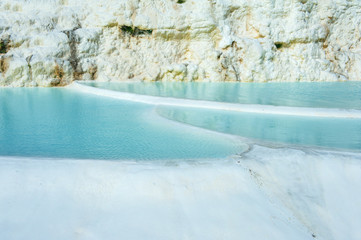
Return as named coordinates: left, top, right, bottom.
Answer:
left=84, top=81, right=361, bottom=110
left=157, top=106, right=361, bottom=150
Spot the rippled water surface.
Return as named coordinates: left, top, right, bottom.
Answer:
left=83, top=81, right=361, bottom=109
left=0, top=88, right=242, bottom=160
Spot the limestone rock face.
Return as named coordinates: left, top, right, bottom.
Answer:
left=0, top=0, right=360, bottom=86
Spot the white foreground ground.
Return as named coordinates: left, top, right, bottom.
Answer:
left=0, top=145, right=360, bottom=240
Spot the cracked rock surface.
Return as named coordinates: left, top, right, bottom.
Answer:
left=0, top=0, right=360, bottom=86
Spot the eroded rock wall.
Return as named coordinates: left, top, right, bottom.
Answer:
left=0, top=0, right=360, bottom=86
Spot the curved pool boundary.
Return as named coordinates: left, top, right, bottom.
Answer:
left=69, top=81, right=361, bottom=119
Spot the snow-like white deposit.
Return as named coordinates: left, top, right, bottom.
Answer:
left=0, top=146, right=360, bottom=240
left=1, top=0, right=361, bottom=86
left=240, top=145, right=361, bottom=240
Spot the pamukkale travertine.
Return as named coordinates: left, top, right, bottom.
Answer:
left=0, top=0, right=360, bottom=86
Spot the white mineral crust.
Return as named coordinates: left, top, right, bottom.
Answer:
left=1, top=0, right=360, bottom=86
left=1, top=146, right=360, bottom=240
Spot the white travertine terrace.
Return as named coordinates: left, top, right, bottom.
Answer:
left=70, top=81, right=361, bottom=119
left=1, top=147, right=361, bottom=240
left=1, top=0, right=361, bottom=86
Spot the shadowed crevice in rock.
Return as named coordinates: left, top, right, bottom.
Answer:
left=121, top=26, right=153, bottom=37
left=89, top=65, right=98, bottom=80
left=53, top=64, right=65, bottom=85
left=231, top=64, right=240, bottom=81
left=275, top=43, right=283, bottom=49
left=0, top=57, right=8, bottom=73
left=26, top=55, right=33, bottom=83
left=0, top=41, right=7, bottom=54
left=0, top=37, right=10, bottom=54
left=63, top=28, right=81, bottom=80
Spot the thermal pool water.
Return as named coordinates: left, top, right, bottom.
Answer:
left=83, top=81, right=361, bottom=110
left=0, top=83, right=360, bottom=240
left=0, top=88, right=243, bottom=160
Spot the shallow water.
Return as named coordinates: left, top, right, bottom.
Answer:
left=83, top=81, right=361, bottom=109
left=0, top=88, right=242, bottom=160
left=157, top=106, right=361, bottom=150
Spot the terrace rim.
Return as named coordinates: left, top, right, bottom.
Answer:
left=69, top=81, right=361, bottom=119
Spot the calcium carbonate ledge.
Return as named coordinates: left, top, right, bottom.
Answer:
left=69, top=81, right=361, bottom=119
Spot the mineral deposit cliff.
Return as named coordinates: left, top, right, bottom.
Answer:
left=0, top=0, right=360, bottom=86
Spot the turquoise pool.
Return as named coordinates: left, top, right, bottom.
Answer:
left=157, top=106, right=361, bottom=150
left=0, top=88, right=242, bottom=160
left=75, top=82, right=361, bottom=150
left=1, top=82, right=360, bottom=161
left=82, top=81, right=361, bottom=110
